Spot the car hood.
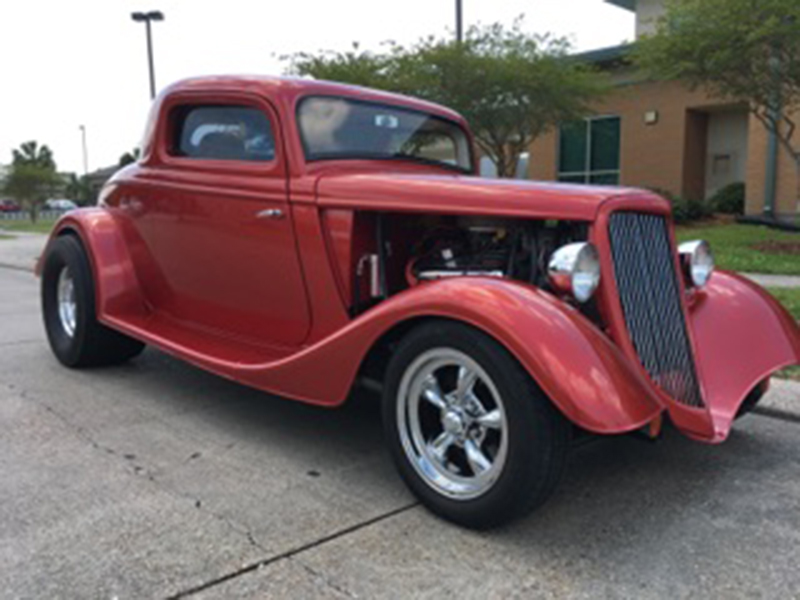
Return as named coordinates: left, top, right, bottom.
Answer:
left=315, top=172, right=669, bottom=221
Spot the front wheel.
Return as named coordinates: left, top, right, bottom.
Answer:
left=41, top=235, right=145, bottom=368
left=382, top=321, right=570, bottom=529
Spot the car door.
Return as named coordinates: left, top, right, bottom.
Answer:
left=130, top=92, right=311, bottom=348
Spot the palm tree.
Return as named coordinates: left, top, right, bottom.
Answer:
left=4, top=141, right=59, bottom=222
left=12, top=141, right=56, bottom=170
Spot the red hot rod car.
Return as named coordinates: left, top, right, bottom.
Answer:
left=39, top=76, right=800, bottom=528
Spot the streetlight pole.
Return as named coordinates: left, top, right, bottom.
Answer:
left=131, top=11, right=165, bottom=100
left=456, top=0, right=463, bottom=43
left=79, top=125, right=88, bottom=176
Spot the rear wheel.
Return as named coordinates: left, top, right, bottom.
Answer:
left=41, top=235, right=145, bottom=368
left=382, top=321, right=570, bottom=529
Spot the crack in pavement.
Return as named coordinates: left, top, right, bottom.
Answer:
left=163, top=502, right=419, bottom=600
left=294, top=557, right=360, bottom=599
left=0, top=339, right=42, bottom=347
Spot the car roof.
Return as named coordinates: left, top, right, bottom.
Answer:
left=160, top=75, right=467, bottom=125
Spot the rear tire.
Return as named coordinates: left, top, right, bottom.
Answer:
left=41, top=235, right=145, bottom=368
left=382, top=320, right=570, bottom=529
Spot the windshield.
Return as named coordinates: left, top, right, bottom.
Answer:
left=297, top=96, right=473, bottom=173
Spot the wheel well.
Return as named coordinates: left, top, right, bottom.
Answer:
left=56, top=226, right=80, bottom=239
left=355, top=316, right=439, bottom=387
left=355, top=315, right=530, bottom=393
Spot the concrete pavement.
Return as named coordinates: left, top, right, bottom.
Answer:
left=2, top=265, right=800, bottom=598
left=0, top=231, right=46, bottom=272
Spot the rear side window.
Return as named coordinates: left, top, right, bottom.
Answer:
left=172, top=105, right=275, bottom=162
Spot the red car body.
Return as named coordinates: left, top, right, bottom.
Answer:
left=42, top=76, right=800, bottom=445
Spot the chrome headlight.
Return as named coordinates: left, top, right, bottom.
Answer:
left=547, top=242, right=601, bottom=303
left=678, top=240, right=714, bottom=287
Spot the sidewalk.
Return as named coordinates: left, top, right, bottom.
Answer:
left=0, top=231, right=47, bottom=272
left=743, top=273, right=800, bottom=289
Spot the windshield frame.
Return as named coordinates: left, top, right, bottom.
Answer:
left=295, top=94, right=475, bottom=174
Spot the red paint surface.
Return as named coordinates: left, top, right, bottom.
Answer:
left=41, top=76, right=800, bottom=442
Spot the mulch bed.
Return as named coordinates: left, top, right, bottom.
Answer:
left=751, top=240, right=800, bottom=255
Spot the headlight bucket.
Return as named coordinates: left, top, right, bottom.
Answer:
left=678, top=240, right=714, bottom=287
left=547, top=242, right=601, bottom=303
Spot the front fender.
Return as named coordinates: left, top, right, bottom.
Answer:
left=257, top=278, right=663, bottom=434
left=688, top=271, right=800, bottom=440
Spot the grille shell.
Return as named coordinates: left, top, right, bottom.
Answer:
left=608, top=212, right=704, bottom=408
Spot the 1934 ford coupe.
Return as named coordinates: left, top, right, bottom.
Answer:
left=39, top=76, right=800, bottom=528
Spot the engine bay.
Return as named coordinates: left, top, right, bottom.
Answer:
left=348, top=213, right=591, bottom=315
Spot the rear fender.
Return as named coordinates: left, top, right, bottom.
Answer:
left=257, top=278, right=663, bottom=434
left=38, top=208, right=146, bottom=319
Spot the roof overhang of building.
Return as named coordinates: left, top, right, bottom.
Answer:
left=574, top=43, right=635, bottom=67
left=605, top=0, right=636, bottom=11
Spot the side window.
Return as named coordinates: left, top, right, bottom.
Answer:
left=172, top=105, right=276, bottom=162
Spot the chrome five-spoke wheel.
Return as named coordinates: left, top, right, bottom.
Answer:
left=397, top=348, right=508, bottom=500
left=383, top=321, right=570, bottom=529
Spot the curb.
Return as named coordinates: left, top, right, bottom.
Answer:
left=0, top=262, right=35, bottom=273
left=743, top=273, right=800, bottom=289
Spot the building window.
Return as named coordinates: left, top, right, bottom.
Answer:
left=558, top=116, right=621, bottom=185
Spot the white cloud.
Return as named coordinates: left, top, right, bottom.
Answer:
left=0, top=0, right=632, bottom=174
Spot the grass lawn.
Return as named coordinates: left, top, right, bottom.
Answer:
left=0, top=218, right=58, bottom=235
left=676, top=222, right=800, bottom=275
left=768, top=288, right=800, bottom=320
left=0, top=233, right=13, bottom=240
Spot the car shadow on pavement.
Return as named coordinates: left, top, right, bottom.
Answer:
left=80, top=346, right=794, bottom=552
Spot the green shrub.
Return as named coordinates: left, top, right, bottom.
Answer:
left=646, top=187, right=712, bottom=224
left=709, top=182, right=745, bottom=215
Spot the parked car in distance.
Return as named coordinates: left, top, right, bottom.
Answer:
left=44, top=199, right=78, bottom=212
left=0, top=199, right=21, bottom=213
left=38, top=76, right=800, bottom=529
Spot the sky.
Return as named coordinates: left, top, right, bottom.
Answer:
left=0, top=0, right=633, bottom=174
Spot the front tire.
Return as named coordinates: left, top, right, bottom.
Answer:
left=382, top=321, right=570, bottom=529
left=41, top=235, right=145, bottom=368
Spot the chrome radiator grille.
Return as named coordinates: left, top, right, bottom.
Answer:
left=608, top=212, right=704, bottom=408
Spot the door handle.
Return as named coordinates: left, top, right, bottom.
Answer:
left=256, top=208, right=285, bottom=220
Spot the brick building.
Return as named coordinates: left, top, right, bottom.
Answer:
left=529, top=0, right=799, bottom=222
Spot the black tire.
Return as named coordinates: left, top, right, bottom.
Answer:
left=382, top=320, right=570, bottom=529
left=41, top=234, right=145, bottom=368
left=735, top=379, right=770, bottom=420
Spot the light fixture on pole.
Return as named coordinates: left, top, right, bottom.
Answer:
left=456, top=0, right=463, bottom=43
left=79, top=125, right=88, bottom=177
left=131, top=10, right=165, bottom=100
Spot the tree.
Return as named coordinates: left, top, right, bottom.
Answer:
left=4, top=141, right=60, bottom=222
left=65, top=173, right=94, bottom=206
left=13, top=140, right=55, bottom=171
left=118, top=147, right=141, bottom=167
left=286, top=20, right=608, bottom=177
left=635, top=0, right=800, bottom=217
left=3, top=164, right=60, bottom=223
